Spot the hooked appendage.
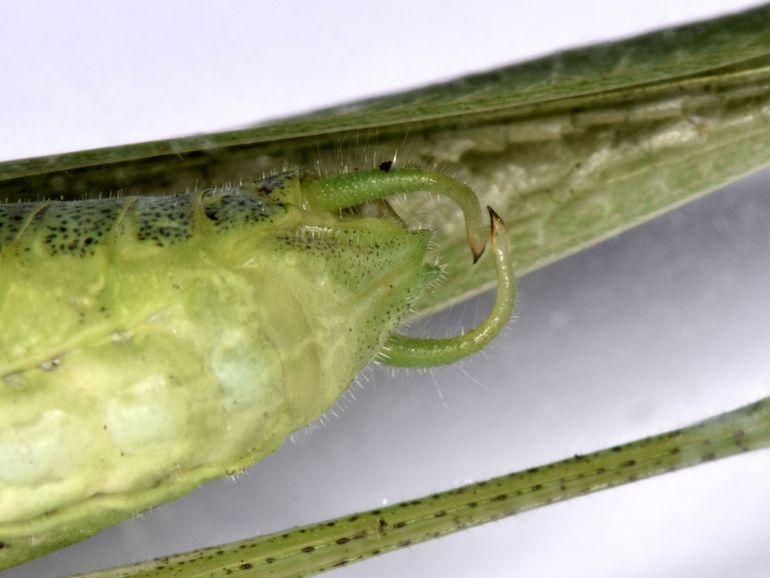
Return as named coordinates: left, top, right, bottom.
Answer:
left=304, top=167, right=516, bottom=368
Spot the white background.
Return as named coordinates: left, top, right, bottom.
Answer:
left=2, top=2, right=770, bottom=577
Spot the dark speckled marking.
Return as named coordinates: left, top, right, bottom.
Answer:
left=135, top=194, right=195, bottom=247
left=1, top=178, right=286, bottom=255
left=201, top=184, right=280, bottom=231
left=42, top=198, right=129, bottom=256
left=0, top=202, right=34, bottom=246
left=0, top=198, right=134, bottom=256
left=257, top=172, right=292, bottom=194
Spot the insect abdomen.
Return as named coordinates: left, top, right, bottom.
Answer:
left=0, top=172, right=439, bottom=569
left=0, top=167, right=513, bottom=571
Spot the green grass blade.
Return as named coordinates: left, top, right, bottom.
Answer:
left=71, top=396, right=770, bottom=578
left=2, top=4, right=770, bottom=187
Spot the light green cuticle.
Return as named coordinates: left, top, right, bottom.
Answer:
left=0, top=167, right=511, bottom=570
